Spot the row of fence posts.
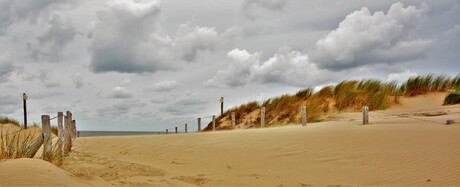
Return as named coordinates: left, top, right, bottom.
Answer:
left=27, top=111, right=78, bottom=159
left=166, top=106, right=372, bottom=134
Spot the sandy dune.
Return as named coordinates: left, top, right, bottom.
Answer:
left=1, top=92, right=459, bottom=186
left=0, top=158, right=89, bottom=186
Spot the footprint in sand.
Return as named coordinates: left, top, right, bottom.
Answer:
left=173, top=175, right=211, bottom=186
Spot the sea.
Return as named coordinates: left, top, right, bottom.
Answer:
left=78, top=131, right=170, bottom=137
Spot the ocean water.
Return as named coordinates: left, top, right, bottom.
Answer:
left=78, top=131, right=168, bottom=137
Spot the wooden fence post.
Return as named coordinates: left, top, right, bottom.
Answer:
left=64, top=111, right=72, bottom=153
left=197, top=118, right=201, bottom=132
left=166, top=129, right=168, bottom=134
left=231, top=112, right=236, bottom=129
left=260, top=107, right=265, bottom=128
left=41, top=115, right=51, bottom=139
left=71, top=120, right=76, bottom=140
left=185, top=123, right=188, bottom=133
left=57, top=112, right=64, bottom=137
left=301, top=106, right=307, bottom=126
left=175, top=127, right=178, bottom=134
left=363, top=106, right=369, bottom=124
left=212, top=115, right=216, bottom=131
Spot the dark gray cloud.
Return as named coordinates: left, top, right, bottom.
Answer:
left=29, top=15, right=78, bottom=62
left=0, top=0, right=77, bottom=34
left=242, top=0, right=289, bottom=20
left=310, top=2, right=432, bottom=70
left=88, top=0, right=166, bottom=73
left=88, top=0, right=241, bottom=73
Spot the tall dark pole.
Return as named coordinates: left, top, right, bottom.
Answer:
left=23, top=93, right=27, bottom=129
left=220, top=97, right=224, bottom=115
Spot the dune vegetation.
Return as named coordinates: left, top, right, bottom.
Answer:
left=205, top=74, right=460, bottom=130
left=1, top=119, right=64, bottom=165
left=0, top=116, right=20, bottom=127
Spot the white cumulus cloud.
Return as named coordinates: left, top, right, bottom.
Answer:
left=310, top=2, right=432, bottom=70
left=206, top=48, right=333, bottom=87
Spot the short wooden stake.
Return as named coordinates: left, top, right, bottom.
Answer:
left=231, top=112, right=236, bottom=129
left=197, top=118, right=201, bottom=132
left=166, top=129, right=168, bottom=134
left=175, top=127, right=178, bottom=134
left=185, top=123, right=188, bottom=133
left=57, top=112, right=64, bottom=137
left=212, top=115, right=216, bottom=131
left=260, top=107, right=265, bottom=128
left=301, top=106, right=307, bottom=126
left=363, top=106, right=369, bottom=124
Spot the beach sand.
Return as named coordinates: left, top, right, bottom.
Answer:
left=1, top=92, right=459, bottom=186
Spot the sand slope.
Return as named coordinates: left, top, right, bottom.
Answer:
left=0, top=158, right=90, bottom=186
left=59, top=92, right=460, bottom=186
left=2, top=92, right=459, bottom=186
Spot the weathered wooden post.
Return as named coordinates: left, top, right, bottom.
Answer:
left=231, top=112, right=236, bottom=129
left=212, top=115, right=216, bottom=131
left=301, top=106, right=307, bottom=126
left=41, top=115, right=51, bottom=161
left=175, top=127, right=178, bottom=134
left=185, top=123, right=188, bottom=133
left=220, top=97, right=224, bottom=116
left=71, top=120, right=77, bottom=140
left=197, top=118, right=201, bottom=132
left=23, top=93, right=28, bottom=129
left=64, top=111, right=72, bottom=153
left=41, top=115, right=51, bottom=139
left=363, top=106, right=369, bottom=124
left=260, top=107, right=265, bottom=128
left=57, top=112, right=64, bottom=137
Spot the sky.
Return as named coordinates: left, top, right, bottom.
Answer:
left=0, top=0, right=459, bottom=131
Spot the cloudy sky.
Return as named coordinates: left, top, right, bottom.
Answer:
left=0, top=0, right=458, bottom=131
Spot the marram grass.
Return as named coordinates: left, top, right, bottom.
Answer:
left=208, top=74, right=459, bottom=130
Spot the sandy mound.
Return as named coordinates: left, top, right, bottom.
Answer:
left=0, top=158, right=90, bottom=186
